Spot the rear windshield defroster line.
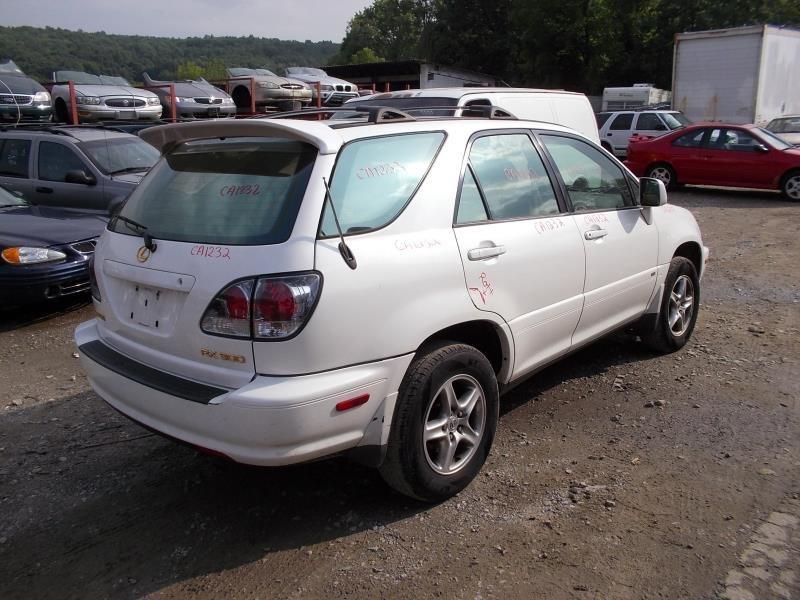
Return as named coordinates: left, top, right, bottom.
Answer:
left=109, top=137, right=317, bottom=246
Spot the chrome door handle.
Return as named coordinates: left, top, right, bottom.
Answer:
left=467, top=245, right=506, bottom=260
left=584, top=229, right=608, bottom=240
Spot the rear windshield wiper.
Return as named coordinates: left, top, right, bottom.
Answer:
left=108, top=166, right=150, bottom=175
left=113, top=214, right=158, bottom=252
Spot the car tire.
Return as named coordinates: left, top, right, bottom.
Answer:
left=379, top=341, right=499, bottom=502
left=231, top=86, right=251, bottom=110
left=54, top=99, right=69, bottom=123
left=647, top=163, right=678, bottom=190
left=643, top=257, right=699, bottom=353
left=780, top=169, right=800, bottom=201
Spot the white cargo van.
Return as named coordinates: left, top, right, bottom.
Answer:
left=343, top=88, right=601, bottom=144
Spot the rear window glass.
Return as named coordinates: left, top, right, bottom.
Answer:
left=110, top=137, right=316, bottom=245
left=320, top=132, right=444, bottom=236
left=0, top=139, right=31, bottom=178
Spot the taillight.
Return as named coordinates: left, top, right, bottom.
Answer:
left=253, top=274, right=321, bottom=339
left=200, top=273, right=321, bottom=340
left=200, top=280, right=254, bottom=338
left=88, top=254, right=101, bottom=301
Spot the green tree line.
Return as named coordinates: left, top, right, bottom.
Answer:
left=0, top=26, right=340, bottom=83
left=336, top=0, right=800, bottom=93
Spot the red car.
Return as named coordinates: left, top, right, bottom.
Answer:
left=625, top=123, right=800, bottom=200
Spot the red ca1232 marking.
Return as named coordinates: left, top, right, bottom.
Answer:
left=191, top=245, right=231, bottom=260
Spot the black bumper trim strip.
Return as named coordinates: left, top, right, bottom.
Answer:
left=79, top=340, right=228, bottom=405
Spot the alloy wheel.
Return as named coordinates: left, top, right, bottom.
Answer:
left=668, top=274, right=695, bottom=336
left=422, top=374, right=486, bottom=475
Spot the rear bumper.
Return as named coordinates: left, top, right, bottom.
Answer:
left=75, top=319, right=413, bottom=466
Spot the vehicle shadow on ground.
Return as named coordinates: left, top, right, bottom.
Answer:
left=0, top=335, right=654, bottom=599
left=0, top=297, right=90, bottom=333
left=670, top=186, right=790, bottom=208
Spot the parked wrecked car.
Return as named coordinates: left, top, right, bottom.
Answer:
left=0, top=59, right=52, bottom=123
left=285, top=67, right=359, bottom=106
left=51, top=71, right=162, bottom=123
left=625, top=122, right=800, bottom=200
left=225, top=68, right=311, bottom=111
left=0, top=125, right=159, bottom=212
left=0, top=183, right=106, bottom=305
left=142, top=73, right=235, bottom=119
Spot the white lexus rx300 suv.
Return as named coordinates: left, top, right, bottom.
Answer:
left=76, top=110, right=708, bottom=501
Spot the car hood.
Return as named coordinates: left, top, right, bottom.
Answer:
left=0, top=205, right=107, bottom=247
left=0, top=73, right=46, bottom=94
left=58, top=84, right=158, bottom=98
left=228, top=73, right=297, bottom=85
left=776, top=132, right=800, bottom=145
left=289, top=73, right=354, bottom=87
left=160, top=81, right=231, bottom=99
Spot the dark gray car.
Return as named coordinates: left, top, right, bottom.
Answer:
left=0, top=126, right=159, bottom=213
left=142, top=73, right=236, bottom=119
left=0, top=59, right=53, bottom=123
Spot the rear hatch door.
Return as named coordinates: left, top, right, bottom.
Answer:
left=95, top=127, right=333, bottom=389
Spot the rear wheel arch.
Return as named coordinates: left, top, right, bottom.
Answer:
left=417, top=320, right=511, bottom=382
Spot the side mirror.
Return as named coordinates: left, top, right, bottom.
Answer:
left=639, top=177, right=668, bottom=207
left=754, top=143, right=769, bottom=153
left=65, top=169, right=97, bottom=186
left=11, top=189, right=24, bottom=198
left=107, top=195, right=127, bottom=218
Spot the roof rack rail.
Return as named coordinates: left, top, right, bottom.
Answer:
left=263, top=104, right=516, bottom=122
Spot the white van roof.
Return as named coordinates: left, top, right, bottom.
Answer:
left=353, top=87, right=583, bottom=101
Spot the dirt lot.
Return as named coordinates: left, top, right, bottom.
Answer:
left=1, top=188, right=798, bottom=600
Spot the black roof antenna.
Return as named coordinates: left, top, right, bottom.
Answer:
left=322, top=177, right=357, bottom=270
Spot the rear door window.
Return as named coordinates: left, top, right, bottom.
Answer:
left=635, top=113, right=665, bottom=131
left=38, top=142, right=89, bottom=182
left=320, top=132, right=444, bottom=235
left=110, top=137, right=317, bottom=245
left=609, top=114, right=633, bottom=130
left=0, top=139, right=31, bottom=178
left=672, top=129, right=707, bottom=148
left=467, top=133, right=559, bottom=220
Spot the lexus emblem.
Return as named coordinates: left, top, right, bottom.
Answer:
left=136, top=246, right=151, bottom=263
left=122, top=99, right=130, bottom=106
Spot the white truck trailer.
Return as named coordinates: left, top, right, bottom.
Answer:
left=601, top=83, right=671, bottom=110
left=672, top=25, right=800, bottom=125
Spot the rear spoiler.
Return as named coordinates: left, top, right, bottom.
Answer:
left=139, top=119, right=342, bottom=155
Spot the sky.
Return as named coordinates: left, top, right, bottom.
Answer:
left=0, top=0, right=374, bottom=42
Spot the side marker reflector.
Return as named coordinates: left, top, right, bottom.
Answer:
left=335, top=394, right=370, bottom=412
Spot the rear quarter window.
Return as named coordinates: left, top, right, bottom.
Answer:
left=110, top=137, right=316, bottom=245
left=320, top=132, right=445, bottom=235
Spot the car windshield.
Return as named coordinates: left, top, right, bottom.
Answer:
left=109, top=137, right=317, bottom=245
left=288, top=67, right=326, bottom=77
left=99, top=75, right=131, bottom=86
left=0, top=59, right=24, bottom=75
left=79, top=137, right=160, bottom=175
left=228, top=68, right=277, bottom=77
left=0, top=185, right=27, bottom=207
left=663, top=113, right=691, bottom=129
left=55, top=71, right=103, bottom=85
left=766, top=117, right=800, bottom=134
left=757, top=128, right=792, bottom=150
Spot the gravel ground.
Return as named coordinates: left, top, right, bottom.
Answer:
left=0, top=187, right=798, bottom=599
